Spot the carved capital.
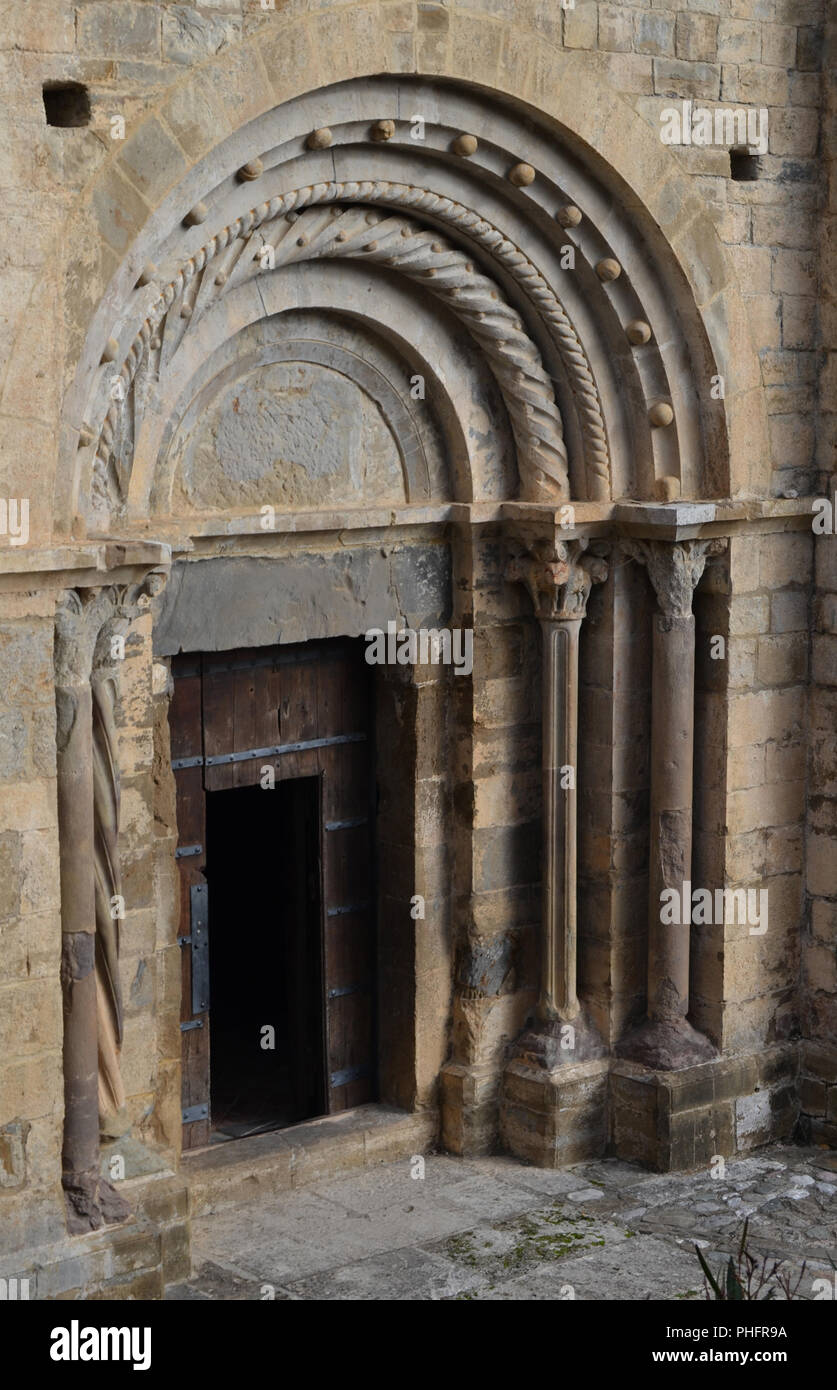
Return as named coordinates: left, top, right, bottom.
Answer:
left=92, top=571, right=167, bottom=681
left=508, top=537, right=608, bottom=622
left=55, top=590, right=117, bottom=689
left=56, top=571, right=167, bottom=687
left=622, top=538, right=724, bottom=623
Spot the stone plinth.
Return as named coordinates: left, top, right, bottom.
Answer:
left=440, top=1062, right=500, bottom=1157
left=500, top=1046, right=800, bottom=1173
left=610, top=1046, right=798, bottom=1172
left=0, top=1164, right=189, bottom=1301
left=500, top=1058, right=610, bottom=1168
left=799, top=1041, right=837, bottom=1148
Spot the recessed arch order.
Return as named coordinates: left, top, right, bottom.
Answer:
left=56, top=48, right=755, bottom=538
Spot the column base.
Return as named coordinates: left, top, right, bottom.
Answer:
left=510, top=1009, right=606, bottom=1070
left=615, top=1017, right=717, bottom=1070
left=800, top=1040, right=837, bottom=1147
left=7, top=1166, right=188, bottom=1299
left=63, top=1167, right=132, bottom=1235
left=500, top=1057, right=610, bottom=1167
left=502, top=1045, right=798, bottom=1173
left=439, top=1061, right=499, bottom=1156
left=611, top=1045, right=799, bottom=1170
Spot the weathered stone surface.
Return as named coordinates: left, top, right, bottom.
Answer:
left=154, top=549, right=452, bottom=655
left=0, top=0, right=834, bottom=1304
left=176, top=361, right=405, bottom=512
left=170, top=1145, right=837, bottom=1301
left=76, top=3, right=161, bottom=59
left=162, top=6, right=241, bottom=65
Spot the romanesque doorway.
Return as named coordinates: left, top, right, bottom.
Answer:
left=169, top=639, right=377, bottom=1151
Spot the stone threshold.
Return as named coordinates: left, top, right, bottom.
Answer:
left=183, top=1104, right=438, bottom=1216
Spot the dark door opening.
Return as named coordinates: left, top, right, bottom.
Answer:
left=171, top=638, right=378, bottom=1150
left=205, top=777, right=326, bottom=1139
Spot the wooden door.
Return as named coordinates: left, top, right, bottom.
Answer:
left=169, top=656, right=210, bottom=1150
left=169, top=640, right=376, bottom=1150
left=286, top=777, right=326, bottom=1120
left=318, top=650, right=376, bottom=1112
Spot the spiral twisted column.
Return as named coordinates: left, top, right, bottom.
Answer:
left=55, top=574, right=164, bottom=1232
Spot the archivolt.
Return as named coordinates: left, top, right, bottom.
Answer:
left=92, top=181, right=614, bottom=510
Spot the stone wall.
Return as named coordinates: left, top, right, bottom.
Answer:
left=0, top=0, right=829, bottom=534
left=443, top=528, right=542, bottom=1152
left=713, top=528, right=811, bottom=1057
left=0, top=0, right=832, bottom=1293
left=0, top=591, right=63, bottom=1252
left=803, top=3, right=837, bottom=1145
left=115, top=609, right=182, bottom=1161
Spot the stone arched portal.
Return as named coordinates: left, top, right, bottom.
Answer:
left=58, top=68, right=747, bottom=535
left=50, top=60, right=768, bottom=1234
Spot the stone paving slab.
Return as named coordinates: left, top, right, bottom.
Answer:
left=167, top=1144, right=837, bottom=1301
left=467, top=1234, right=700, bottom=1302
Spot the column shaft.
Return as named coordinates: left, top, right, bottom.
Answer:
left=57, top=684, right=100, bottom=1194
left=540, top=618, right=581, bottom=1021
left=617, top=536, right=721, bottom=1068
left=647, top=613, right=695, bottom=1023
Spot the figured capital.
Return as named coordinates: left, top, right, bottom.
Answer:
left=55, top=590, right=115, bottom=689
left=508, top=537, right=608, bottom=622
left=92, top=571, right=166, bottom=680
left=56, top=572, right=167, bottom=688
left=623, top=538, right=724, bottom=623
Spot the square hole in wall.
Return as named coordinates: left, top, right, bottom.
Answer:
left=43, top=83, right=91, bottom=128
left=729, top=147, right=761, bottom=182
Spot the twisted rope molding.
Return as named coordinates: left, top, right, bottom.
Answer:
left=261, top=204, right=567, bottom=499
left=94, top=180, right=612, bottom=506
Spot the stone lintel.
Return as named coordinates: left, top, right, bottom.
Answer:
left=504, top=497, right=819, bottom=544
left=501, top=500, right=612, bottom=531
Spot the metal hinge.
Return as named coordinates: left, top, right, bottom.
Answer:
left=180, top=1019, right=203, bottom=1032
left=203, top=732, right=366, bottom=768
left=190, top=883, right=210, bottom=1013
left=182, top=1103, right=209, bottom=1124
left=173, top=732, right=367, bottom=771
left=175, top=844, right=203, bottom=859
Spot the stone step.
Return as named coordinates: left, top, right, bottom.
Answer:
left=183, top=1104, right=438, bottom=1216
